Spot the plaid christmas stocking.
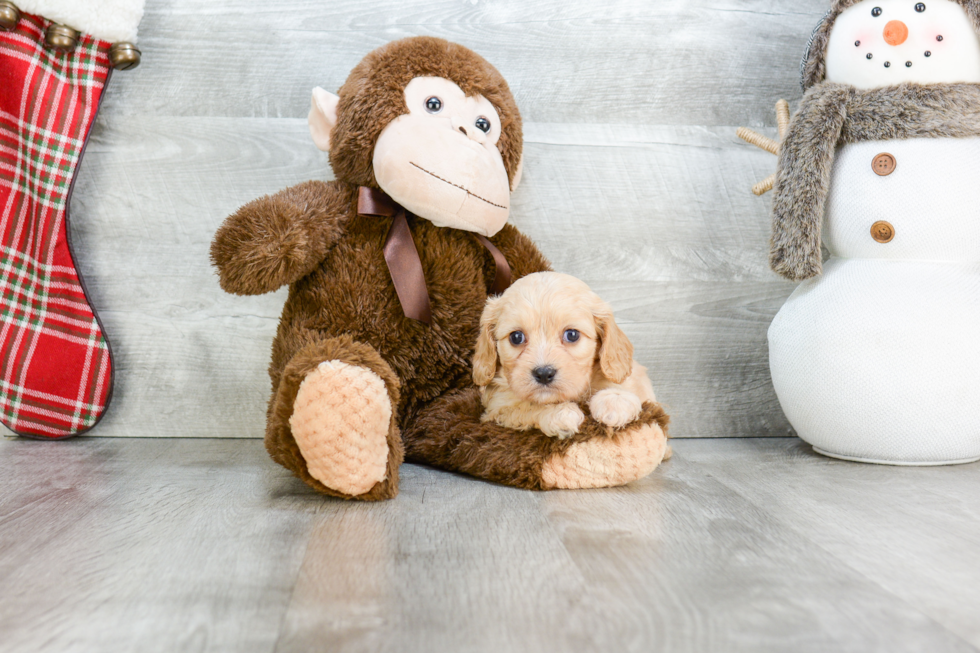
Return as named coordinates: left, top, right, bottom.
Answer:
left=0, top=13, right=113, bottom=438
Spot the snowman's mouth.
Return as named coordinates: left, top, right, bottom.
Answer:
left=857, top=41, right=939, bottom=71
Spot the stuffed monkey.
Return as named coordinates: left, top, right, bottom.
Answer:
left=211, top=37, right=670, bottom=500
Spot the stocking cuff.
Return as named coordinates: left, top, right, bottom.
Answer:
left=15, top=0, right=145, bottom=43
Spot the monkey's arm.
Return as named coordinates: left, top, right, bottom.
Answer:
left=403, top=388, right=670, bottom=490
left=769, top=84, right=850, bottom=281
left=210, top=180, right=353, bottom=295
left=491, top=224, right=552, bottom=280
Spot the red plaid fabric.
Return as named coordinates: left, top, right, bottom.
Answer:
left=0, top=14, right=113, bottom=438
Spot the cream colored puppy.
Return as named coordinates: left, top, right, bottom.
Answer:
left=473, top=272, right=657, bottom=439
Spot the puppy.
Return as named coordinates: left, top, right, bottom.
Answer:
left=473, top=272, right=657, bottom=439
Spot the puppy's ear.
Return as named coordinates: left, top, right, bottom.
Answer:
left=472, top=297, right=502, bottom=387
left=595, top=306, right=633, bottom=384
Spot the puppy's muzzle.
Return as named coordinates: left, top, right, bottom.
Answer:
left=532, top=366, right=557, bottom=386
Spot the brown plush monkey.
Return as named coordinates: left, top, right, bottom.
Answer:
left=211, top=37, right=670, bottom=501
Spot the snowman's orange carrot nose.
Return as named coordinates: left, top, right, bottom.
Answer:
left=884, top=20, right=909, bottom=46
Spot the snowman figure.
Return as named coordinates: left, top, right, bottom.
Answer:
left=764, top=0, right=980, bottom=464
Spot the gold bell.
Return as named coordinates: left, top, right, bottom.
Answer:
left=109, top=42, right=141, bottom=70
left=45, top=23, right=79, bottom=51
left=0, top=1, right=20, bottom=31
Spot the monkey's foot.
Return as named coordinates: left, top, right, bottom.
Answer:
left=289, top=361, right=392, bottom=496
left=541, top=421, right=668, bottom=490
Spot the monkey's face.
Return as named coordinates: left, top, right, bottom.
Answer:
left=308, top=39, right=523, bottom=236
left=371, top=77, right=511, bottom=237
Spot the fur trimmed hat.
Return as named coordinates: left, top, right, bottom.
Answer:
left=801, top=0, right=980, bottom=89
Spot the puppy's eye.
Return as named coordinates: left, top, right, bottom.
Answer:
left=425, top=97, right=443, bottom=113
left=563, top=329, right=580, bottom=344
left=509, top=331, right=526, bottom=346
left=475, top=116, right=491, bottom=133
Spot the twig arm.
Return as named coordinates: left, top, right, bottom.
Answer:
left=736, top=127, right=780, bottom=156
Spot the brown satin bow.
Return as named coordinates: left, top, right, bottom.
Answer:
left=357, top=186, right=512, bottom=325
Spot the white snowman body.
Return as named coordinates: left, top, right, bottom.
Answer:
left=768, top=0, right=980, bottom=464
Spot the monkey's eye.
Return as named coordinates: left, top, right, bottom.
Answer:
left=509, top=331, right=526, bottom=346
left=872, top=6, right=882, bottom=16
left=563, top=329, right=580, bottom=344
left=425, top=97, right=443, bottom=113
left=475, top=116, right=491, bottom=133
left=915, top=2, right=926, bottom=11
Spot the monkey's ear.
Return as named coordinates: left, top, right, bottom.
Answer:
left=510, top=154, right=524, bottom=192
left=308, top=87, right=340, bottom=152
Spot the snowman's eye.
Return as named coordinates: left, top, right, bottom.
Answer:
left=872, top=6, right=883, bottom=16
left=915, top=3, right=926, bottom=12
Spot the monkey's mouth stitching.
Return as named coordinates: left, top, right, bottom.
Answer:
left=410, top=162, right=507, bottom=210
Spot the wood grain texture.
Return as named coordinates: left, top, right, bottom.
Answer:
left=1, top=437, right=978, bottom=652
left=13, top=0, right=827, bottom=438
left=684, top=438, right=980, bottom=648
left=0, top=437, right=319, bottom=652
left=104, top=0, right=824, bottom=126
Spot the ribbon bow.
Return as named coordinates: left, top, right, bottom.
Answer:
left=357, top=186, right=512, bottom=325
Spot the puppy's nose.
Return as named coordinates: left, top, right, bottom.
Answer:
left=532, top=366, right=557, bottom=385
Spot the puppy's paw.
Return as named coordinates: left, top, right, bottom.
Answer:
left=539, top=403, right=585, bottom=439
left=589, top=389, right=642, bottom=428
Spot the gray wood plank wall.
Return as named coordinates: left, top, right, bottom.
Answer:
left=51, top=0, right=828, bottom=438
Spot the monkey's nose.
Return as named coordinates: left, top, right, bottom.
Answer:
left=884, top=20, right=909, bottom=46
left=451, top=115, right=487, bottom=144
left=532, top=366, right=557, bottom=385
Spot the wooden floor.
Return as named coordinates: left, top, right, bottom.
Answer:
left=1, top=437, right=978, bottom=652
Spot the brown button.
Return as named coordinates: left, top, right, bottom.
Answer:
left=872, top=152, right=897, bottom=176
left=871, top=221, right=895, bottom=243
